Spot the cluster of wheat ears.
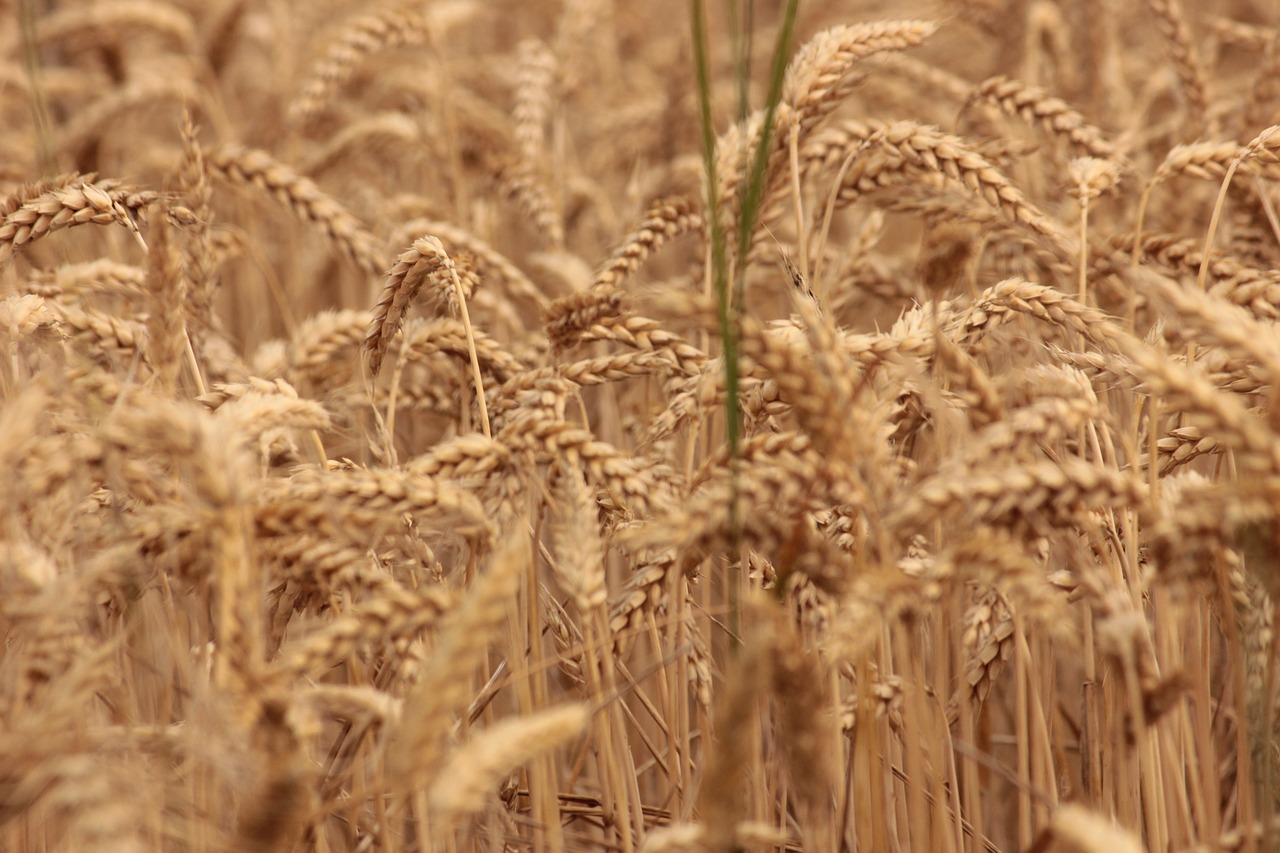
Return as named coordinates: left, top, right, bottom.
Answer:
left=5, top=0, right=1280, bottom=850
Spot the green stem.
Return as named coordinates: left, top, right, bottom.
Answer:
left=692, top=0, right=742, bottom=650
left=728, top=0, right=755, bottom=123
left=692, top=0, right=738, bottom=468
left=693, top=1, right=800, bottom=650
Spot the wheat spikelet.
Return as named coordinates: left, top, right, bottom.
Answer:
left=24, top=259, right=148, bottom=302
left=1131, top=268, right=1280, bottom=386
left=29, top=756, right=150, bottom=853
left=591, top=196, right=702, bottom=291
left=549, top=462, right=606, bottom=613
left=1115, top=232, right=1280, bottom=320
left=196, top=376, right=299, bottom=410
left=1069, top=157, right=1122, bottom=205
left=0, top=294, right=60, bottom=348
left=283, top=308, right=370, bottom=380
left=1146, top=474, right=1271, bottom=577
left=890, top=457, right=1150, bottom=534
left=1099, top=323, right=1280, bottom=476
left=1208, top=17, right=1275, bottom=50
left=800, top=116, right=894, bottom=183
left=513, top=38, right=559, bottom=168
left=255, top=466, right=491, bottom=542
left=968, top=74, right=1116, bottom=159
left=569, top=313, right=707, bottom=375
left=143, top=214, right=186, bottom=394
left=400, top=318, right=526, bottom=384
left=714, top=20, right=937, bottom=236
left=1227, top=552, right=1274, bottom=703
left=0, top=172, right=91, bottom=217
left=541, top=197, right=701, bottom=351
left=783, top=20, right=938, bottom=140
left=1152, top=140, right=1280, bottom=184
left=295, top=684, right=402, bottom=729
left=272, top=585, right=454, bottom=681
left=625, top=466, right=854, bottom=589
left=212, top=392, right=331, bottom=455
left=0, top=179, right=153, bottom=265
left=289, top=6, right=433, bottom=125
left=494, top=351, right=680, bottom=415
left=1050, top=803, right=1144, bottom=853
left=384, top=533, right=527, bottom=791
left=543, top=592, right=587, bottom=687
left=428, top=703, right=589, bottom=822
left=406, top=432, right=512, bottom=481
left=365, top=236, right=465, bottom=376
left=952, top=278, right=1113, bottom=347
left=957, top=391, right=1099, bottom=467
left=205, top=144, right=384, bottom=278
left=260, top=535, right=363, bottom=602
left=948, top=588, right=1015, bottom=725
left=639, top=822, right=790, bottom=852
left=861, top=121, right=1075, bottom=255
left=606, top=555, right=671, bottom=649
left=176, top=115, right=218, bottom=346
left=545, top=287, right=626, bottom=349
left=1145, top=0, right=1211, bottom=131
left=48, top=302, right=147, bottom=360
left=932, top=333, right=1003, bottom=426
left=767, top=608, right=838, bottom=815
left=1155, top=424, right=1219, bottom=474
left=390, top=218, right=548, bottom=310
left=500, top=415, right=675, bottom=517
left=494, top=159, right=565, bottom=249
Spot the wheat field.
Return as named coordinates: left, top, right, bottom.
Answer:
left=2, top=0, right=1280, bottom=850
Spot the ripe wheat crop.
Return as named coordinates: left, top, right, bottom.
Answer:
left=2, top=1, right=1279, bottom=851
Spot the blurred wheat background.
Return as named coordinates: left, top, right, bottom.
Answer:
left=2, top=0, right=1280, bottom=850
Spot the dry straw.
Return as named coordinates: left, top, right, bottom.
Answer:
left=4, top=3, right=1278, bottom=852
